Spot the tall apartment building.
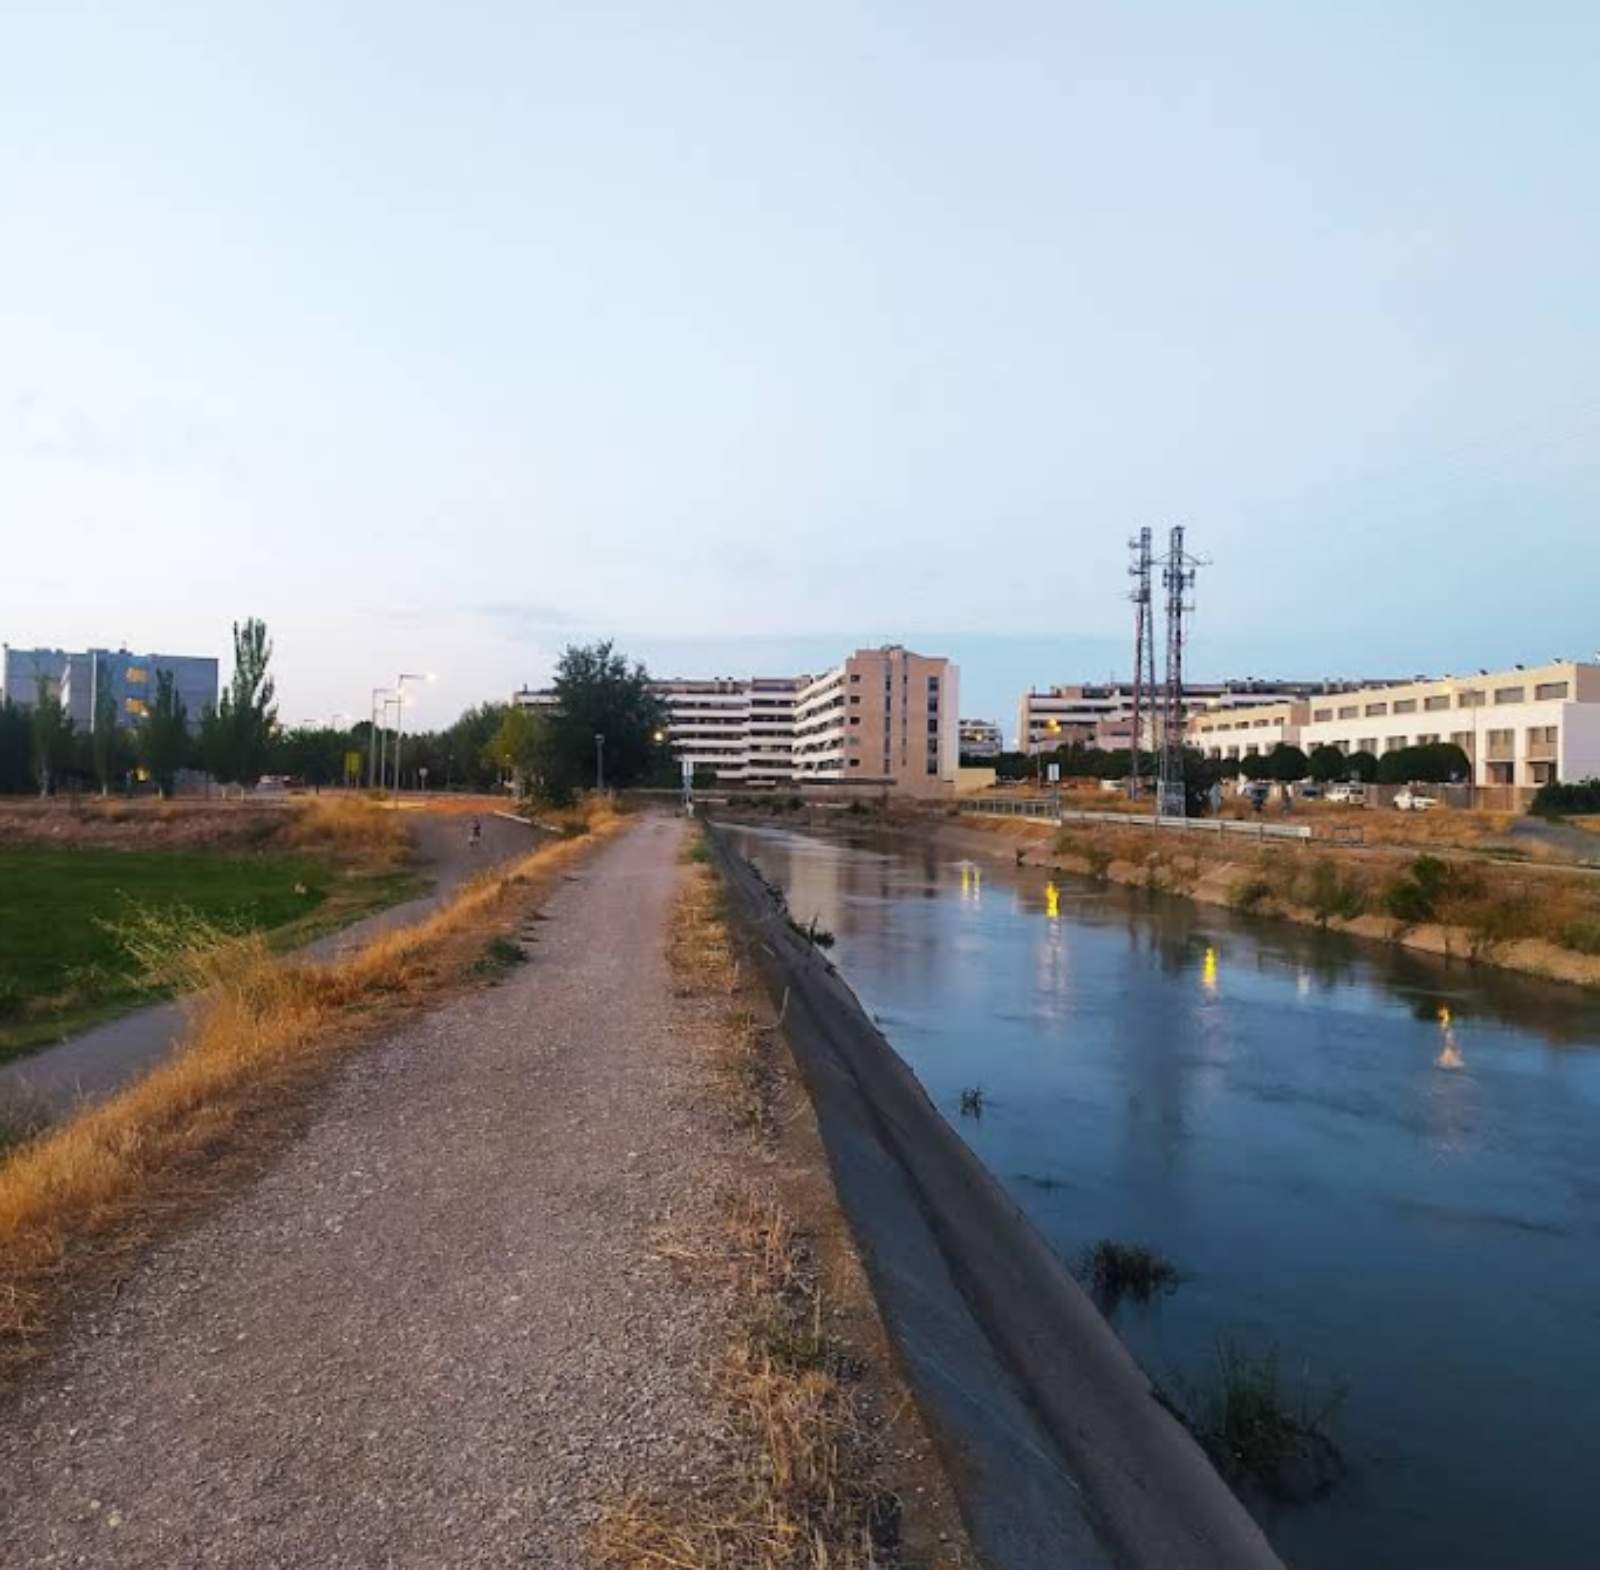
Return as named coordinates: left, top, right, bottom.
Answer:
left=1188, top=660, right=1600, bottom=788
left=1016, top=678, right=1380, bottom=755
left=514, top=644, right=960, bottom=796
left=2, top=645, right=217, bottom=733
left=958, top=718, right=1004, bottom=758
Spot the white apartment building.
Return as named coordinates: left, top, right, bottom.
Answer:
left=1017, top=678, right=1378, bottom=755
left=1188, top=661, right=1600, bottom=789
left=959, top=718, right=1003, bottom=758
left=514, top=645, right=960, bottom=796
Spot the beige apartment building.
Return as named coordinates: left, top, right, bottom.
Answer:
left=1188, top=660, right=1600, bottom=789
left=513, top=644, right=960, bottom=797
left=792, top=645, right=959, bottom=797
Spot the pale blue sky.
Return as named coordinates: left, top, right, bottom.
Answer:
left=3, top=1, right=1596, bottom=735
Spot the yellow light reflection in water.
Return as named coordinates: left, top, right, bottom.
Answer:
left=1045, top=881, right=1060, bottom=920
left=1201, top=946, right=1219, bottom=994
left=1436, top=1003, right=1464, bottom=1070
left=959, top=863, right=982, bottom=905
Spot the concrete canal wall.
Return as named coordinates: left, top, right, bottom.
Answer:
left=707, top=822, right=1284, bottom=1570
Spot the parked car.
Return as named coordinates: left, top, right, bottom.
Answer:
left=1326, top=783, right=1367, bottom=805
left=1295, top=784, right=1324, bottom=801
left=1240, top=781, right=1271, bottom=808
left=1394, top=787, right=1440, bottom=812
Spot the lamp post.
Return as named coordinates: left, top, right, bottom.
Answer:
left=377, top=694, right=401, bottom=794
left=369, top=688, right=392, bottom=788
left=392, top=672, right=435, bottom=794
left=595, top=732, right=605, bottom=793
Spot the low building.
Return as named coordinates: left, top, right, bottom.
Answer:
left=1017, top=678, right=1380, bottom=756
left=514, top=644, right=960, bottom=797
left=1187, top=661, right=1600, bottom=790
left=958, top=718, right=1003, bottom=759
left=2, top=644, right=217, bottom=733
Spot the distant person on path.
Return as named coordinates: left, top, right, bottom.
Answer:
left=469, top=817, right=482, bottom=850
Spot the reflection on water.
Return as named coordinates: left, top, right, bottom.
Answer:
left=721, top=822, right=1600, bottom=1570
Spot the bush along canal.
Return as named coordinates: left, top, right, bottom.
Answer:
left=718, top=820, right=1600, bottom=1570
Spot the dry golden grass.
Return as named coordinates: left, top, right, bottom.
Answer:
left=0, top=816, right=618, bottom=1374
left=593, top=844, right=890, bottom=1570
left=277, top=794, right=412, bottom=865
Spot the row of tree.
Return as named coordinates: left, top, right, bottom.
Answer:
left=0, top=630, right=674, bottom=806
left=0, top=621, right=280, bottom=797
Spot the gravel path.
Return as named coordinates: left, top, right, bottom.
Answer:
left=0, top=814, right=733, bottom=1567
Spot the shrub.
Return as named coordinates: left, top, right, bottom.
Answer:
left=1531, top=778, right=1600, bottom=817
left=1305, top=859, right=1367, bottom=925
left=1229, top=875, right=1274, bottom=914
left=1558, top=918, right=1600, bottom=955
left=1381, top=854, right=1476, bottom=927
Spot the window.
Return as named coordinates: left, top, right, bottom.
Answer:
left=1385, top=736, right=1407, bottom=752
left=1393, top=699, right=1417, bottom=714
left=1527, top=725, right=1558, bottom=748
left=849, top=716, right=860, bottom=725
left=1451, top=731, right=1473, bottom=750
left=1338, top=705, right=1358, bottom=719
left=1424, top=695, right=1450, bottom=712
left=1493, top=686, right=1525, bottom=705
left=124, top=696, right=148, bottom=717
left=1358, top=738, right=1377, bottom=754
left=849, top=758, right=861, bottom=767
left=1313, top=708, right=1333, bottom=722
left=1365, top=702, right=1388, bottom=716
left=849, top=695, right=860, bottom=705
left=124, top=666, right=149, bottom=684
left=1535, top=681, right=1569, bottom=701
left=1418, top=733, right=1440, bottom=745
left=849, top=673, right=860, bottom=682
left=1458, top=690, right=1485, bottom=708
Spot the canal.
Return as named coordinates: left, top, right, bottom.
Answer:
left=719, top=821, right=1600, bottom=1570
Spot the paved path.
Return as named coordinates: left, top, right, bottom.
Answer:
left=0, top=810, right=541, bottom=1118
left=0, top=814, right=732, bottom=1568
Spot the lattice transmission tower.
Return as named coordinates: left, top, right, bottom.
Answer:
left=1156, top=525, right=1204, bottom=817
left=1126, top=528, right=1156, bottom=799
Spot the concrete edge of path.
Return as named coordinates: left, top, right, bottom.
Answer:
left=706, top=822, right=1285, bottom=1570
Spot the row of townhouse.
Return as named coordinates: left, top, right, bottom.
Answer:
left=1187, top=660, right=1600, bottom=788
left=1016, top=678, right=1385, bottom=756
left=515, top=645, right=960, bottom=797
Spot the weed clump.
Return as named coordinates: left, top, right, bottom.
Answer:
left=958, top=1086, right=985, bottom=1118
left=1228, top=875, right=1274, bottom=914
left=472, top=936, right=528, bottom=977
left=1187, top=1340, right=1346, bottom=1504
left=788, top=915, right=836, bottom=949
left=1079, top=1240, right=1181, bottom=1308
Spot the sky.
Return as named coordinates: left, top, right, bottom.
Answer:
left=3, top=1, right=1597, bottom=741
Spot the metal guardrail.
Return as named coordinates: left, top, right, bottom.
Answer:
left=958, top=797, right=1313, bottom=841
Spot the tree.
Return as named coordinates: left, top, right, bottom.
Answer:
left=1345, top=750, right=1379, bottom=783
left=212, top=619, right=278, bottom=788
left=1308, top=744, right=1348, bottom=783
left=541, top=642, right=667, bottom=803
left=484, top=705, right=546, bottom=791
left=140, top=671, right=190, bottom=797
left=89, top=656, right=132, bottom=796
left=0, top=698, right=32, bottom=794
left=30, top=678, right=74, bottom=797
left=1264, top=743, right=1309, bottom=783
left=1376, top=742, right=1472, bottom=785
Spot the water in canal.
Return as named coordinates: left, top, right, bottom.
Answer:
left=720, top=822, right=1600, bottom=1570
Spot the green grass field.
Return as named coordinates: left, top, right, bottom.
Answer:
left=0, top=846, right=424, bottom=1063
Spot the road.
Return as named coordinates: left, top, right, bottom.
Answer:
left=0, top=815, right=738, bottom=1568
left=0, top=809, right=541, bottom=1118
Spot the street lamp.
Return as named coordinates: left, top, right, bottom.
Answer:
left=595, top=732, right=605, bottom=792
left=377, top=694, right=402, bottom=794
left=392, top=672, right=436, bottom=794
left=369, top=687, right=393, bottom=788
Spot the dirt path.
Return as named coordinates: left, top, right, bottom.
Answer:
left=0, top=810, right=542, bottom=1118
left=0, top=814, right=736, bottom=1567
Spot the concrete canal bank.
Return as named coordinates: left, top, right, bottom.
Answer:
left=707, top=823, right=1283, bottom=1570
